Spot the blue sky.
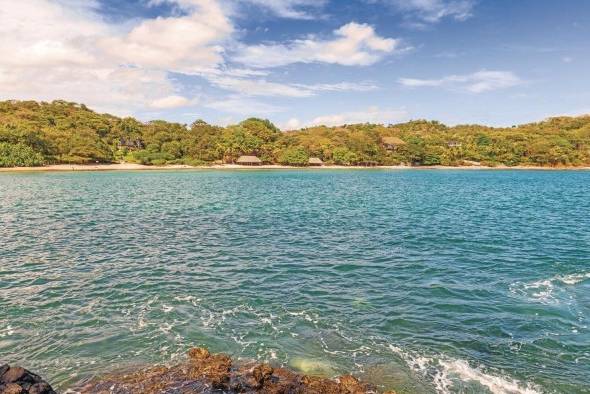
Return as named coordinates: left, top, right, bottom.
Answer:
left=1, top=0, right=589, bottom=128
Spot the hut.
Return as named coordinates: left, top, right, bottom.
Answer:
left=381, top=136, right=406, bottom=151
left=447, top=141, right=462, bottom=148
left=236, top=155, right=262, bottom=166
left=308, top=157, right=324, bottom=166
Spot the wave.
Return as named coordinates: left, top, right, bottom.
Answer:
left=388, top=345, right=541, bottom=394
left=509, top=271, right=590, bottom=304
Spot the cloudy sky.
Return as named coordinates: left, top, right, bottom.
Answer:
left=1, top=0, right=589, bottom=128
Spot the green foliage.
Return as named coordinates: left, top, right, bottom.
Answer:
left=0, top=142, right=45, bottom=167
left=1, top=100, right=590, bottom=168
left=332, top=147, right=358, bottom=165
left=278, top=147, right=309, bottom=166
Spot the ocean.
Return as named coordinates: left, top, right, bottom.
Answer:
left=1, top=169, right=589, bottom=393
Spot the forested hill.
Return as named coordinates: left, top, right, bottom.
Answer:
left=1, top=100, right=589, bottom=167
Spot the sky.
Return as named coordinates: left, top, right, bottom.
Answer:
left=1, top=0, right=589, bottom=128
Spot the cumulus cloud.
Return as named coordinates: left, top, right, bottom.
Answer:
left=399, top=70, right=522, bottom=93
left=235, top=22, right=401, bottom=68
left=0, top=0, right=231, bottom=114
left=104, top=0, right=233, bottom=74
left=288, top=106, right=409, bottom=128
left=0, top=0, right=399, bottom=116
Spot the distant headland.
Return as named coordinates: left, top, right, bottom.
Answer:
left=1, top=100, right=589, bottom=169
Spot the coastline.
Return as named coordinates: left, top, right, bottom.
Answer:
left=1, top=163, right=589, bottom=172
left=1, top=347, right=393, bottom=394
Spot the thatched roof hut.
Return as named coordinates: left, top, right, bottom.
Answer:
left=308, top=157, right=324, bottom=166
left=381, top=136, right=406, bottom=151
left=236, top=155, right=262, bottom=165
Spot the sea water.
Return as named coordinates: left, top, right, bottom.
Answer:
left=1, top=169, right=589, bottom=393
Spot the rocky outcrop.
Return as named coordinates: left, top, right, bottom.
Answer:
left=0, top=364, right=56, bottom=394
left=77, top=347, right=388, bottom=394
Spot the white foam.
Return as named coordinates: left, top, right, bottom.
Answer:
left=510, top=271, right=590, bottom=304
left=557, top=272, right=590, bottom=285
left=0, top=324, right=15, bottom=337
left=388, top=345, right=541, bottom=394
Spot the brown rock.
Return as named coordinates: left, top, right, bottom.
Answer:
left=2, top=383, right=24, bottom=394
left=187, top=347, right=210, bottom=361
left=252, top=363, right=273, bottom=384
left=28, top=382, right=53, bottom=394
left=1, top=367, right=26, bottom=384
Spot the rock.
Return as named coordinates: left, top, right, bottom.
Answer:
left=74, top=347, right=384, bottom=394
left=252, top=363, right=273, bottom=385
left=187, top=347, right=210, bottom=361
left=1, top=383, right=24, bottom=394
left=0, top=366, right=55, bottom=394
left=1, top=367, right=25, bottom=384
left=0, top=365, right=9, bottom=378
left=28, top=382, right=53, bottom=394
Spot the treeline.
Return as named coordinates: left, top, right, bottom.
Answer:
left=1, top=100, right=589, bottom=167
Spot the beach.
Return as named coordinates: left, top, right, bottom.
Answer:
left=1, top=163, right=589, bottom=172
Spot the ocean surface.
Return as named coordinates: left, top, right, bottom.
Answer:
left=1, top=169, right=589, bottom=393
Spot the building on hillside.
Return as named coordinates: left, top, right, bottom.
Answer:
left=447, top=141, right=462, bottom=148
left=118, top=138, right=144, bottom=150
left=381, top=136, right=406, bottom=151
left=308, top=157, right=324, bottom=166
left=236, top=155, right=262, bottom=165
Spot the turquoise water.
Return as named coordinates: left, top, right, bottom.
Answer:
left=1, top=170, right=589, bottom=393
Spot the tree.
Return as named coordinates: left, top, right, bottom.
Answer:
left=278, top=147, right=309, bottom=166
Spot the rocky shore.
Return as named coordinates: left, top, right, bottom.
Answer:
left=3, top=348, right=395, bottom=394
left=0, top=364, right=56, bottom=394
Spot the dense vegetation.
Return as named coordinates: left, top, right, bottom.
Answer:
left=1, top=100, right=589, bottom=167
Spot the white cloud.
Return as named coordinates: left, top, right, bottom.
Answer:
left=387, top=0, right=475, bottom=24
left=205, top=96, right=285, bottom=114
left=102, top=0, right=232, bottom=74
left=282, top=118, right=302, bottom=129
left=0, top=0, right=403, bottom=118
left=204, top=75, right=378, bottom=97
left=206, top=76, right=314, bottom=97
left=150, top=95, right=193, bottom=109
left=239, top=0, right=327, bottom=19
left=295, top=81, right=378, bottom=92
left=0, top=0, right=231, bottom=114
left=399, top=70, right=523, bottom=93
left=304, top=106, right=409, bottom=127
left=235, top=22, right=401, bottom=68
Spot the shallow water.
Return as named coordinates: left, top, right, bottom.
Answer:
left=1, top=169, right=589, bottom=393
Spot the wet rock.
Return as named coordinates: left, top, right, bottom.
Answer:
left=2, top=383, right=24, bottom=394
left=187, top=347, right=210, bottom=360
left=0, top=366, right=9, bottom=379
left=0, top=365, right=55, bottom=394
left=1, top=367, right=26, bottom=384
left=75, top=347, right=383, bottom=394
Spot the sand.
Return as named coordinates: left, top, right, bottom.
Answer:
left=0, top=163, right=589, bottom=172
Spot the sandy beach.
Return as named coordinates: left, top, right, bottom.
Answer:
left=1, top=163, right=589, bottom=172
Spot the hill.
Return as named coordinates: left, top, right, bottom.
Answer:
left=1, top=100, right=589, bottom=167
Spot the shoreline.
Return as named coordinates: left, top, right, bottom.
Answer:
left=1, top=163, right=590, bottom=172
left=1, top=347, right=393, bottom=394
